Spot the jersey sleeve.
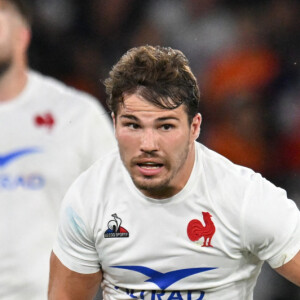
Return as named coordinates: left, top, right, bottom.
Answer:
left=241, top=173, right=300, bottom=268
left=53, top=174, right=100, bottom=274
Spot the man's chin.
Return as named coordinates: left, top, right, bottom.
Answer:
left=133, top=179, right=159, bottom=191
left=132, top=177, right=171, bottom=197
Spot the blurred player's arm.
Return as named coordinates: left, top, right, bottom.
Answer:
left=275, top=250, right=300, bottom=286
left=48, top=251, right=102, bottom=300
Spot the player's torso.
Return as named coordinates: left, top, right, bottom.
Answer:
left=94, top=159, right=259, bottom=300
left=0, top=78, right=88, bottom=299
left=0, top=93, right=84, bottom=210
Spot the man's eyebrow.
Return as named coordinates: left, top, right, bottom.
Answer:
left=119, top=115, right=180, bottom=122
left=119, top=115, right=139, bottom=121
left=156, top=116, right=180, bottom=122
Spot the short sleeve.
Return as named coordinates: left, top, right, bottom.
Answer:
left=53, top=175, right=100, bottom=274
left=242, top=174, right=300, bottom=268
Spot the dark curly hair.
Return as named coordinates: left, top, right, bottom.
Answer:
left=104, top=45, right=200, bottom=124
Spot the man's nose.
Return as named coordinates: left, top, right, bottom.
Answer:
left=140, top=129, right=159, bottom=153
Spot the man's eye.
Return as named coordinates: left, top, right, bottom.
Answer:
left=127, top=123, right=140, bottom=129
left=161, top=124, right=173, bottom=130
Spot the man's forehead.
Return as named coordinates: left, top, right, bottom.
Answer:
left=0, top=1, right=23, bottom=16
left=0, top=0, right=10, bottom=9
left=0, top=1, right=17, bottom=17
left=119, top=93, right=184, bottom=115
left=121, top=101, right=163, bottom=114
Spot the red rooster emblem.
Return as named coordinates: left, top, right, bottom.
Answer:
left=187, top=212, right=216, bottom=247
left=34, top=113, right=55, bottom=130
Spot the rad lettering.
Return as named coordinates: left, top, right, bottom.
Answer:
left=0, top=174, right=45, bottom=190
left=114, top=286, right=205, bottom=300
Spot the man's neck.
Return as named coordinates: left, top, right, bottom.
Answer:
left=0, top=65, right=28, bottom=102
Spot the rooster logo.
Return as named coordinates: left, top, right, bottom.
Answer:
left=187, top=212, right=216, bottom=247
left=35, top=113, right=55, bottom=130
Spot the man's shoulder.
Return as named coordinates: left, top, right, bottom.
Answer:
left=197, top=143, right=261, bottom=181
left=197, top=142, right=265, bottom=194
left=195, top=143, right=274, bottom=230
left=29, top=70, right=105, bottom=112
left=76, top=148, right=121, bottom=185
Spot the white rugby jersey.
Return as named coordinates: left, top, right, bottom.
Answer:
left=54, top=143, right=300, bottom=300
left=0, top=70, right=116, bottom=300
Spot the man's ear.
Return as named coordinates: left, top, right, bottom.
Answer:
left=20, top=27, right=31, bottom=53
left=191, top=113, right=202, bottom=140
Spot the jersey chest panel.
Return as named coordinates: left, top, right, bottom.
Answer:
left=96, top=190, right=255, bottom=298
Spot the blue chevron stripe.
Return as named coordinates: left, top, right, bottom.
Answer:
left=0, top=148, right=41, bottom=168
left=111, top=266, right=217, bottom=290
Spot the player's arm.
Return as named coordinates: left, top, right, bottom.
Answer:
left=275, top=250, right=300, bottom=286
left=48, top=252, right=102, bottom=300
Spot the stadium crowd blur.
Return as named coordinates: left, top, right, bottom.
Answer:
left=27, top=0, right=299, bottom=299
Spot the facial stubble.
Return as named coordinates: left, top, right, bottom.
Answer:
left=129, top=138, right=191, bottom=198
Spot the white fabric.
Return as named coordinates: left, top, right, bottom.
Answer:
left=0, top=70, right=116, bottom=300
left=54, top=143, right=300, bottom=300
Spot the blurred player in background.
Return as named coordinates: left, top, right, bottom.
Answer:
left=48, top=45, right=300, bottom=300
left=0, top=0, right=116, bottom=299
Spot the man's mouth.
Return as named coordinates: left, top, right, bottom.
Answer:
left=136, top=162, right=164, bottom=176
left=137, top=162, right=163, bottom=169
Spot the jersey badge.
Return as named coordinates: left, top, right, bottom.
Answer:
left=34, top=112, right=55, bottom=130
left=104, top=213, right=129, bottom=238
left=187, top=212, right=216, bottom=247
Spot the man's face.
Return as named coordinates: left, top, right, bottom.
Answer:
left=0, top=2, right=24, bottom=76
left=113, top=93, right=201, bottom=199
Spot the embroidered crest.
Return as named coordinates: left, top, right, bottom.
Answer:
left=104, top=213, right=129, bottom=238
left=187, top=212, right=216, bottom=247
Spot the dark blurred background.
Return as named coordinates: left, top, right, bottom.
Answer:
left=27, top=0, right=300, bottom=299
